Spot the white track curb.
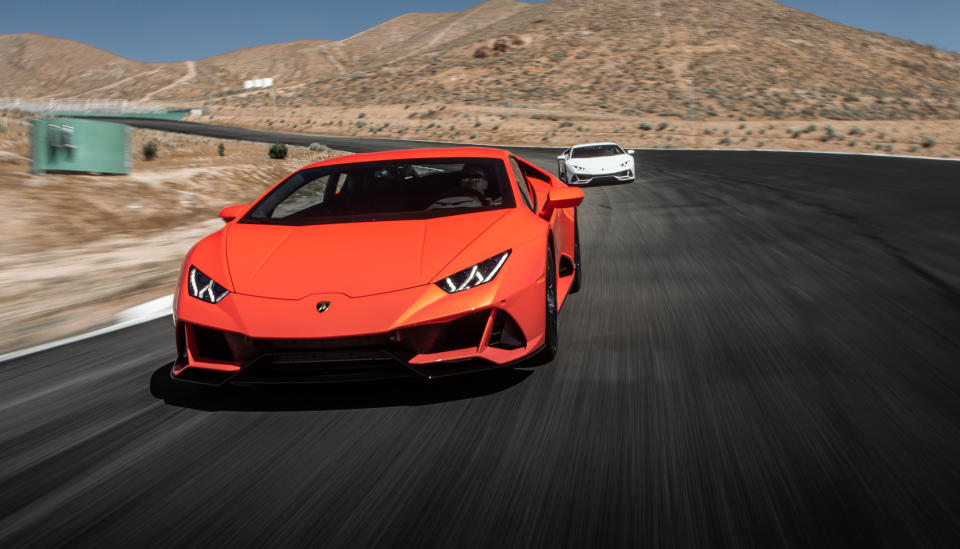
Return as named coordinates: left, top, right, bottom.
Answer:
left=0, top=295, right=173, bottom=363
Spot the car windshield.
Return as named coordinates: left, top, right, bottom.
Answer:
left=571, top=145, right=624, bottom=158
left=242, top=157, right=513, bottom=225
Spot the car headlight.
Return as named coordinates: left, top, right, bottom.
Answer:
left=436, top=251, right=510, bottom=293
left=188, top=266, right=229, bottom=303
left=619, top=160, right=630, bottom=167
left=571, top=164, right=584, bottom=171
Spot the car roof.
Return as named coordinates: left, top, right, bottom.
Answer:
left=299, top=146, right=512, bottom=170
left=571, top=142, right=622, bottom=149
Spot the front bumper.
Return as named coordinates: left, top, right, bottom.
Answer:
left=172, top=273, right=545, bottom=385
left=568, top=169, right=633, bottom=185
left=173, top=307, right=531, bottom=384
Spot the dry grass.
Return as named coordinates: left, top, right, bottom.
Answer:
left=0, top=118, right=344, bottom=353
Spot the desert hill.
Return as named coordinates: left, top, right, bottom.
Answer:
left=1, top=0, right=958, bottom=120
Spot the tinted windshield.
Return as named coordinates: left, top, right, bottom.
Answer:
left=571, top=145, right=625, bottom=158
left=243, top=158, right=513, bottom=225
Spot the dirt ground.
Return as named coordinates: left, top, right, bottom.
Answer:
left=200, top=104, right=960, bottom=159
left=0, top=119, right=341, bottom=354
left=1, top=107, right=957, bottom=354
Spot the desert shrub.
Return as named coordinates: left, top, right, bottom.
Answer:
left=757, top=141, right=765, bottom=147
left=356, top=121, right=366, bottom=128
left=922, top=137, right=936, bottom=148
left=217, top=143, right=225, bottom=156
left=558, top=120, right=573, bottom=128
left=719, top=137, right=732, bottom=145
left=703, top=128, right=715, bottom=135
left=656, top=122, right=668, bottom=131
left=849, top=140, right=857, bottom=147
left=142, top=140, right=158, bottom=160
left=639, top=123, right=653, bottom=131
left=357, top=112, right=366, bottom=118
left=804, top=124, right=817, bottom=133
left=738, top=123, right=746, bottom=129
left=268, top=143, right=288, bottom=159
left=848, top=127, right=865, bottom=136
left=491, top=124, right=500, bottom=131
left=309, top=142, right=330, bottom=152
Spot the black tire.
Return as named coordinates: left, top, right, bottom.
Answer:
left=536, top=245, right=559, bottom=362
left=570, top=213, right=582, bottom=294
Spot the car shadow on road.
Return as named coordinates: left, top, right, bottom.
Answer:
left=149, top=363, right=533, bottom=412
left=568, top=178, right=635, bottom=189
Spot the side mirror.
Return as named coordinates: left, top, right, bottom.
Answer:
left=541, top=187, right=584, bottom=218
left=627, top=149, right=635, bottom=154
left=218, top=204, right=247, bottom=223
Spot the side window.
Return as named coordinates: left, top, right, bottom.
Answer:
left=508, top=157, right=535, bottom=212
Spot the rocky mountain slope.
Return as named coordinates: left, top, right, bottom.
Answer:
left=2, top=0, right=958, bottom=120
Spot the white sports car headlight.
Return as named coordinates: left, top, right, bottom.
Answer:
left=436, top=251, right=510, bottom=293
left=188, top=266, right=229, bottom=303
left=619, top=160, right=630, bottom=167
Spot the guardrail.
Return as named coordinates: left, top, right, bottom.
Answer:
left=0, top=98, right=169, bottom=114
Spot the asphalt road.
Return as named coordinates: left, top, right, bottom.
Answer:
left=2, top=123, right=960, bottom=547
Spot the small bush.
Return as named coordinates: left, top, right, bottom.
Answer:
left=142, top=140, right=158, bottom=160
left=719, top=137, right=732, bottom=145
left=848, top=127, right=865, bottom=136
left=217, top=143, right=225, bottom=157
left=703, top=128, right=715, bottom=135
left=309, top=142, right=330, bottom=152
left=268, top=143, right=288, bottom=159
left=357, top=112, right=366, bottom=118
left=922, top=137, right=936, bottom=148
left=656, top=122, right=668, bottom=131
left=639, top=123, right=653, bottom=131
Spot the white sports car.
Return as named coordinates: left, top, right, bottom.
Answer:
left=557, top=142, right=635, bottom=185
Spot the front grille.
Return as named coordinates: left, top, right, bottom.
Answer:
left=578, top=169, right=631, bottom=179
left=237, top=350, right=416, bottom=383
left=184, top=309, right=499, bottom=384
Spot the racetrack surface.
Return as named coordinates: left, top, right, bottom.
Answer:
left=2, top=124, right=960, bottom=547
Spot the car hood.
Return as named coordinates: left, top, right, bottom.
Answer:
left=568, top=155, right=632, bottom=171
left=223, top=210, right=508, bottom=299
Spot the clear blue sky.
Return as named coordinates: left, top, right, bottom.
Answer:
left=2, top=0, right=957, bottom=62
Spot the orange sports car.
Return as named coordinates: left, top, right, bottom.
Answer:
left=171, top=147, right=584, bottom=384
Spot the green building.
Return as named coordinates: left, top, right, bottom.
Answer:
left=31, top=118, right=132, bottom=174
